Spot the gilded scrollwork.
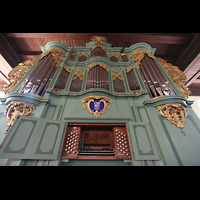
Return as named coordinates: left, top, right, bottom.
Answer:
left=156, top=57, right=191, bottom=98
left=112, top=74, right=124, bottom=81
left=4, top=101, right=36, bottom=134
left=72, top=74, right=84, bottom=81
left=1, top=55, right=40, bottom=95
left=157, top=103, right=187, bottom=135
left=132, top=50, right=154, bottom=69
left=40, top=48, right=65, bottom=68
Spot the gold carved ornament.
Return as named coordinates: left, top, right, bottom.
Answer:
left=120, top=53, right=130, bottom=60
left=79, top=53, right=88, bottom=58
left=4, top=101, right=36, bottom=134
left=1, top=55, right=40, bottom=95
left=40, top=48, right=65, bottom=68
left=90, top=45, right=107, bottom=52
left=112, top=74, right=124, bottom=82
left=113, top=69, right=120, bottom=73
left=88, top=63, right=108, bottom=72
left=157, top=103, right=187, bottom=136
left=109, top=54, right=118, bottom=58
left=132, top=50, right=154, bottom=69
left=156, top=57, right=191, bottom=98
left=90, top=36, right=108, bottom=46
left=72, top=74, right=84, bottom=81
left=76, top=68, right=84, bottom=73
left=81, top=95, right=112, bottom=117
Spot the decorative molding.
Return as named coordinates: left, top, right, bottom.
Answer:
left=88, top=63, right=108, bottom=72
left=156, top=57, right=191, bottom=98
left=2, top=55, right=40, bottom=95
left=4, top=101, right=36, bottom=134
left=132, top=50, right=154, bottom=69
left=90, top=36, right=108, bottom=46
left=81, top=95, right=112, bottom=117
left=157, top=103, right=187, bottom=135
left=40, top=48, right=65, bottom=68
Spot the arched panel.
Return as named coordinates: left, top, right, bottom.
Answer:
left=90, top=46, right=107, bottom=59
left=86, top=64, right=109, bottom=90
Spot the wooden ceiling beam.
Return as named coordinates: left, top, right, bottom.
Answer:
left=175, top=33, right=200, bottom=71
left=4, top=33, right=193, bottom=45
left=185, top=70, right=200, bottom=87
left=0, top=33, right=22, bottom=68
left=188, top=86, right=200, bottom=96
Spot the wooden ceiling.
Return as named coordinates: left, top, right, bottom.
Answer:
left=0, top=33, right=200, bottom=95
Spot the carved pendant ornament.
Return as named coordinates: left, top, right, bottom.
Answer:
left=4, top=101, right=36, bottom=134
left=82, top=95, right=112, bottom=117
left=157, top=103, right=187, bottom=135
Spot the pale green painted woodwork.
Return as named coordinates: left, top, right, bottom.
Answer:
left=1, top=41, right=200, bottom=166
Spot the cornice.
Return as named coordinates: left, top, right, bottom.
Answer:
left=143, top=95, right=190, bottom=108
left=124, top=42, right=156, bottom=55
left=41, top=41, right=73, bottom=54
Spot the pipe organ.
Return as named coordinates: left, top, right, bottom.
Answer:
left=1, top=37, right=200, bottom=166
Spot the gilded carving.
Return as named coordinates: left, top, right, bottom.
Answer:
left=121, top=53, right=130, bottom=60
left=1, top=55, right=39, bottom=95
left=72, top=74, right=84, bottom=81
left=90, top=45, right=107, bottom=52
left=63, top=65, right=72, bottom=72
left=40, top=48, right=65, bottom=68
left=88, top=63, right=108, bottom=72
left=90, top=36, right=108, bottom=46
left=132, top=50, right=154, bottom=69
left=157, top=103, right=187, bottom=135
left=82, top=95, right=112, bottom=117
left=156, top=57, right=191, bottom=98
left=109, top=54, right=118, bottom=58
left=112, top=74, right=124, bottom=81
left=125, top=66, right=133, bottom=73
left=113, top=69, right=120, bottom=73
left=76, top=68, right=84, bottom=73
left=79, top=53, right=88, bottom=58
left=130, top=89, right=142, bottom=94
left=4, top=101, right=36, bottom=134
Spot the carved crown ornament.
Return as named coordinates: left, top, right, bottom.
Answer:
left=1, top=55, right=40, bottom=95
left=157, top=103, right=187, bottom=136
left=90, top=36, right=108, bottom=46
left=82, top=95, right=113, bottom=117
left=4, top=101, right=36, bottom=134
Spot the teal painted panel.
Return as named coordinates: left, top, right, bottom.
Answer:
left=0, top=116, right=66, bottom=160
left=30, top=118, right=66, bottom=160
left=0, top=116, right=41, bottom=159
left=127, top=121, right=160, bottom=160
